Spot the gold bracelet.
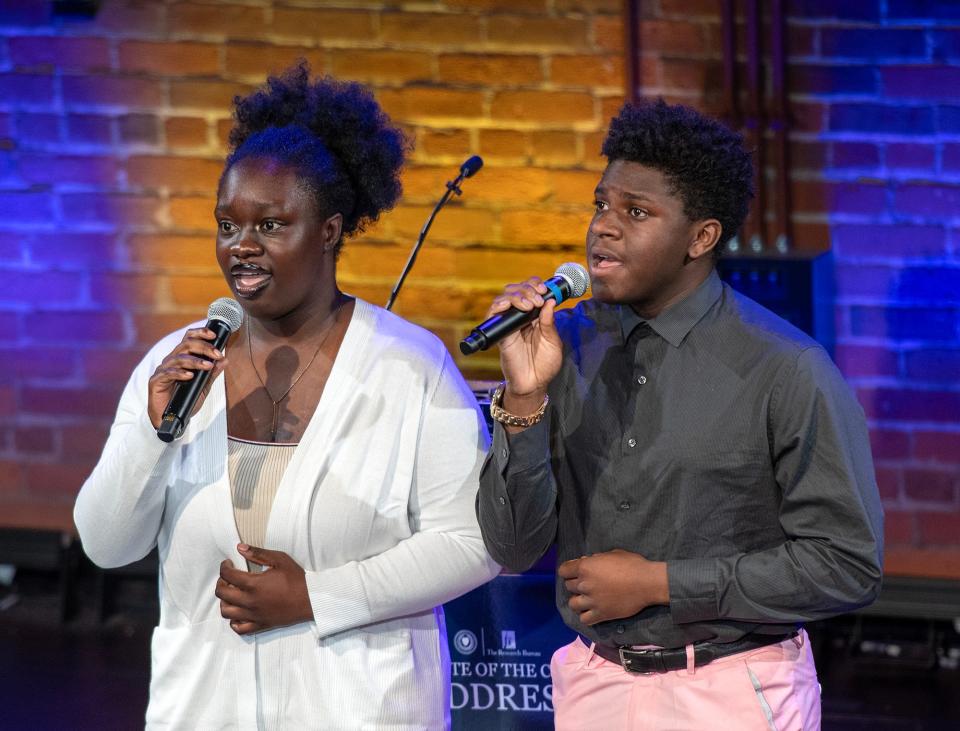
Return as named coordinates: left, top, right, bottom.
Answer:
left=489, top=382, right=549, bottom=428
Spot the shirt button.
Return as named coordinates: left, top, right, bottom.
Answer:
left=637, top=375, right=647, bottom=385
left=498, top=496, right=506, bottom=506
left=627, top=438, right=637, bottom=448
left=619, top=500, right=631, bottom=511
left=616, top=624, right=625, bottom=634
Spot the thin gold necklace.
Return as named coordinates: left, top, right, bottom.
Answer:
left=246, top=305, right=341, bottom=442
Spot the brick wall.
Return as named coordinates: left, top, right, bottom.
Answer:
left=1, top=0, right=957, bottom=565
left=0, top=0, right=624, bottom=527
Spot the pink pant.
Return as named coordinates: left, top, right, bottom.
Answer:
left=551, top=631, right=821, bottom=730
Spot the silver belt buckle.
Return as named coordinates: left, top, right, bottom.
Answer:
left=618, top=646, right=658, bottom=675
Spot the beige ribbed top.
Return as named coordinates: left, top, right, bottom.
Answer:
left=228, top=436, right=297, bottom=572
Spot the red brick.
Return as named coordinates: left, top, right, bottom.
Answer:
left=478, top=129, right=528, bottom=158
left=832, top=141, right=881, bottom=168
left=834, top=264, right=898, bottom=299
left=0, top=348, right=76, bottom=379
left=25, top=311, right=125, bottom=345
left=81, top=348, right=148, bottom=384
left=875, top=465, right=902, bottom=501
left=913, top=430, right=960, bottom=464
left=169, top=3, right=268, bottom=39
left=169, top=79, right=255, bottom=111
left=868, top=428, right=911, bottom=461
left=592, top=16, right=624, bottom=53
left=550, top=169, right=599, bottom=205
left=491, top=90, right=595, bottom=123
left=882, top=510, right=915, bottom=545
left=905, top=468, right=957, bottom=504
left=377, top=88, right=485, bottom=121
left=556, top=0, right=621, bottom=11
left=223, top=43, right=322, bottom=78
left=660, top=0, right=718, bottom=15
left=894, top=183, right=960, bottom=219
left=0, top=193, right=54, bottom=223
left=0, top=383, right=15, bottom=415
left=790, top=102, right=827, bottom=133
left=904, top=349, right=960, bottom=383
left=445, top=0, right=549, bottom=10
left=16, top=111, right=61, bottom=146
left=20, top=154, right=118, bottom=186
left=60, top=422, right=112, bottom=460
left=437, top=54, right=543, bottom=86
left=858, top=388, right=960, bottom=424
left=415, top=129, right=472, bottom=158
left=531, top=131, right=579, bottom=165
left=127, top=156, right=224, bottom=193
left=329, top=49, right=431, bottom=83
left=0, top=73, right=55, bottom=104
left=166, top=117, right=209, bottom=148
left=0, top=312, right=18, bottom=344
left=273, top=8, right=377, bottom=42
left=127, top=234, right=219, bottom=270
left=834, top=344, right=899, bottom=378
left=832, top=224, right=946, bottom=259
left=20, top=385, right=123, bottom=420
left=25, top=462, right=95, bottom=498
left=381, top=12, right=482, bottom=45
left=63, top=75, right=163, bottom=108
left=168, top=274, right=233, bottom=307
left=917, top=511, right=960, bottom=546
left=15, top=427, right=56, bottom=455
left=0, top=460, right=25, bottom=495
left=551, top=54, right=624, bottom=88
left=502, top=209, right=591, bottom=246
left=91, top=0, right=165, bottom=35
left=5, top=271, right=82, bottom=305
left=454, top=166, right=554, bottom=205
left=790, top=141, right=828, bottom=171
left=60, top=193, right=163, bottom=226
left=9, top=36, right=110, bottom=70
left=169, top=195, right=217, bottom=229
left=132, top=313, right=212, bottom=346
left=638, top=19, right=704, bottom=55
left=390, top=205, right=498, bottom=245
left=28, top=233, right=116, bottom=268
left=118, top=41, right=220, bottom=76
left=89, top=273, right=160, bottom=307
left=487, top=15, right=588, bottom=49
left=66, top=114, right=112, bottom=145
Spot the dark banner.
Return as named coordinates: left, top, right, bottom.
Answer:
left=444, top=573, right=574, bottom=730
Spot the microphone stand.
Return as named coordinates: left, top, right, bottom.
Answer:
left=385, top=157, right=482, bottom=311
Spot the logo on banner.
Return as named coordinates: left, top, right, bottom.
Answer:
left=454, top=629, right=479, bottom=655
left=501, top=630, right=516, bottom=650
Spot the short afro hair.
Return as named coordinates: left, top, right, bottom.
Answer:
left=601, top=99, right=753, bottom=249
left=225, top=61, right=408, bottom=252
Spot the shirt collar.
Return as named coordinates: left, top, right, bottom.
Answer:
left=618, top=269, right=723, bottom=348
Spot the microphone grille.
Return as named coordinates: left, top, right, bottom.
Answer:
left=555, top=262, right=590, bottom=298
left=460, top=155, right=483, bottom=178
left=207, top=297, right=244, bottom=333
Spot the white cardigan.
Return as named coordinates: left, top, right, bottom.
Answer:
left=74, top=299, right=501, bottom=730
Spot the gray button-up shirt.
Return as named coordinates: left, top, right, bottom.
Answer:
left=477, top=270, right=883, bottom=649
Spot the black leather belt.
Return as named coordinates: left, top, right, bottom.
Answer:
left=584, top=631, right=799, bottom=674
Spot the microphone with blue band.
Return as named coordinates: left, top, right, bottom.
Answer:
left=459, top=262, right=590, bottom=356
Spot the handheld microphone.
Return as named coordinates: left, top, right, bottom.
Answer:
left=156, top=297, right=244, bottom=443
left=459, top=262, right=589, bottom=356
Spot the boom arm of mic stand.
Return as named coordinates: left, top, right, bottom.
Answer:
left=385, top=175, right=465, bottom=311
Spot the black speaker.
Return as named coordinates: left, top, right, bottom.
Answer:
left=717, top=251, right=834, bottom=354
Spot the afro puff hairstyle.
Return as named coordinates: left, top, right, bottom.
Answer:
left=225, top=61, right=408, bottom=253
left=601, top=99, right=754, bottom=250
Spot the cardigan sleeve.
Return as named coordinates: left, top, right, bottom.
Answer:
left=305, top=350, right=501, bottom=637
left=73, top=338, right=181, bottom=568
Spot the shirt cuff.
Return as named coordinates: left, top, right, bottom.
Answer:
left=305, top=562, right=372, bottom=639
left=667, top=557, right=720, bottom=624
left=492, top=416, right=551, bottom=475
left=130, top=409, right=178, bottom=475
